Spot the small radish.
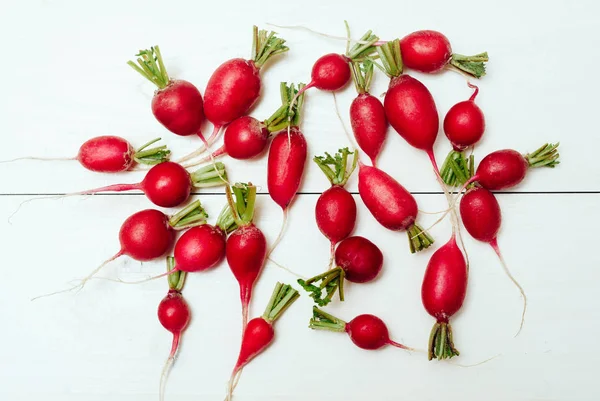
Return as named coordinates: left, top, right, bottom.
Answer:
left=400, top=30, right=489, bottom=78
left=309, top=307, right=412, bottom=351
left=0, top=136, right=171, bottom=173
left=128, top=47, right=206, bottom=141
left=314, top=148, right=358, bottom=261
left=72, top=161, right=228, bottom=208
left=421, top=234, right=468, bottom=360
left=349, top=60, right=388, bottom=166
left=298, top=235, right=383, bottom=306
left=358, top=162, right=433, bottom=253
left=439, top=83, right=485, bottom=187
left=225, top=183, right=267, bottom=330
left=459, top=186, right=527, bottom=334
left=225, top=282, right=299, bottom=401
left=158, top=257, right=191, bottom=401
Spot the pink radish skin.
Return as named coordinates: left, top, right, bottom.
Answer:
left=118, top=209, right=174, bottom=261
left=350, top=93, right=387, bottom=166
left=173, top=225, right=226, bottom=273
left=315, top=186, right=356, bottom=245
left=335, top=236, right=383, bottom=283
left=152, top=80, right=205, bottom=136
left=77, top=136, right=135, bottom=172
left=306, top=53, right=351, bottom=91
left=444, top=84, right=485, bottom=151
left=471, top=150, right=528, bottom=190
left=223, top=116, right=269, bottom=159
left=400, top=30, right=452, bottom=73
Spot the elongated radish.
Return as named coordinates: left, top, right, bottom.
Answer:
left=439, top=83, right=485, bottom=186
left=225, top=282, right=299, bottom=401
left=225, top=183, right=267, bottom=330
left=72, top=161, right=227, bottom=208
left=459, top=186, right=527, bottom=334
left=0, top=136, right=171, bottom=172
left=358, top=162, right=433, bottom=253
left=298, top=235, right=383, bottom=306
left=309, top=307, right=411, bottom=350
left=349, top=60, right=388, bottom=166
left=158, top=257, right=191, bottom=401
left=422, top=234, right=468, bottom=360
left=128, top=47, right=206, bottom=141
left=400, top=30, right=489, bottom=78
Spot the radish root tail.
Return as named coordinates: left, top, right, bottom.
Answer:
left=267, top=208, right=288, bottom=258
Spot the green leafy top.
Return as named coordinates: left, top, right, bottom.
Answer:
left=225, top=182, right=257, bottom=227
left=297, top=267, right=345, bottom=307
left=375, top=39, right=403, bottom=78
left=252, top=26, right=289, bottom=69
left=346, top=28, right=380, bottom=61
left=262, top=282, right=300, bottom=323
left=313, top=148, right=358, bottom=187
left=350, top=60, right=375, bottom=94
left=308, top=306, right=347, bottom=332
left=524, top=142, right=560, bottom=168
left=132, top=137, right=171, bottom=166
left=449, top=52, right=489, bottom=79
left=168, top=200, right=208, bottom=230
left=263, top=82, right=306, bottom=132
left=127, top=46, right=170, bottom=89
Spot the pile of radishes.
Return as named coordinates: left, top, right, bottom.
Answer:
left=9, top=22, right=561, bottom=399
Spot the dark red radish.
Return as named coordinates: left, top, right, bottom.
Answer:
left=159, top=257, right=191, bottom=401
left=421, top=235, right=468, bottom=360
left=128, top=47, right=206, bottom=140
left=459, top=186, right=527, bottom=334
left=0, top=136, right=171, bottom=173
left=225, top=282, right=299, bottom=401
left=349, top=60, right=388, bottom=166
left=298, top=235, right=383, bottom=306
left=399, top=30, right=489, bottom=78
left=72, top=161, right=228, bottom=208
left=225, top=183, right=267, bottom=330
left=358, top=162, right=433, bottom=253
left=309, top=307, right=412, bottom=351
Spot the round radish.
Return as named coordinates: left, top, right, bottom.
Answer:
left=173, top=225, right=227, bottom=273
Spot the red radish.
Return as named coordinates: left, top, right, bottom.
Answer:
left=421, top=234, right=468, bottom=360
left=314, top=148, right=358, bottom=260
left=128, top=47, right=206, bottom=140
left=400, top=30, right=489, bottom=78
left=158, top=257, right=191, bottom=401
left=298, top=235, right=383, bottom=306
left=225, top=183, right=267, bottom=330
left=459, top=186, right=527, bottom=334
left=225, top=282, right=299, bottom=401
left=349, top=60, right=388, bottom=166
left=0, top=136, right=171, bottom=172
left=173, top=225, right=227, bottom=273
left=440, top=83, right=485, bottom=186
left=72, top=161, right=227, bottom=208
left=358, top=162, right=433, bottom=253
left=309, top=307, right=412, bottom=351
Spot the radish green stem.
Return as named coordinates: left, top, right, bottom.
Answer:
left=428, top=322, right=459, bottom=360
left=376, top=39, right=403, bottom=78
left=313, top=148, right=358, bottom=186
left=133, top=137, right=171, bottom=165
left=309, top=306, right=347, bottom=332
left=189, top=162, right=228, bottom=187
left=252, top=26, right=289, bottom=69
left=449, top=52, right=489, bottom=79
left=524, top=142, right=560, bottom=168
left=127, top=46, right=170, bottom=89
left=166, top=256, right=186, bottom=292
left=297, top=267, right=345, bottom=306
left=262, top=282, right=300, bottom=323
left=346, top=30, right=379, bottom=61
left=168, top=200, right=208, bottom=230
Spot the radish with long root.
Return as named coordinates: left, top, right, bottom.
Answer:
left=422, top=234, right=468, bottom=360
left=225, top=183, right=267, bottom=331
left=460, top=186, right=527, bottom=335
left=298, top=235, right=383, bottom=306
left=158, top=257, right=191, bottom=401
left=349, top=60, right=388, bottom=166
left=314, top=147, right=358, bottom=265
left=225, top=282, right=299, bottom=401
left=0, top=136, right=171, bottom=172
left=309, top=307, right=412, bottom=351
left=358, top=162, right=433, bottom=253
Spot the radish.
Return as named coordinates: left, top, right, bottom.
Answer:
left=225, top=282, right=299, bottom=401
left=128, top=47, right=206, bottom=141
left=309, top=307, right=411, bottom=351
left=358, top=162, right=433, bottom=253
left=225, top=183, right=267, bottom=330
left=439, top=83, right=485, bottom=186
left=158, top=257, right=191, bottom=401
left=0, top=136, right=171, bottom=172
left=400, top=30, right=489, bottom=78
left=72, top=161, right=227, bottom=208
left=421, top=234, right=468, bottom=360
left=349, top=60, right=388, bottom=166
left=459, top=186, right=527, bottom=334
left=298, top=235, right=383, bottom=306
left=314, top=147, right=358, bottom=261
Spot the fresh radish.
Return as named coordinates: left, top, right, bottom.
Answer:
left=459, top=186, right=527, bottom=334
left=358, top=162, right=433, bottom=253
left=400, top=30, right=489, bottom=78
left=298, top=235, right=383, bottom=306
left=349, top=60, right=388, bottom=166
left=225, top=282, right=299, bottom=401
left=0, top=136, right=171, bottom=172
left=314, top=147, right=358, bottom=261
left=439, top=83, right=485, bottom=186
left=421, top=234, right=468, bottom=360
left=72, top=161, right=227, bottom=208
left=128, top=47, right=206, bottom=141
left=225, top=183, right=267, bottom=330
left=158, top=257, right=191, bottom=401
left=309, top=307, right=411, bottom=351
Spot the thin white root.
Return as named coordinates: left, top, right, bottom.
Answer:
left=224, top=369, right=243, bottom=401
left=449, top=353, right=501, bottom=368
left=332, top=93, right=358, bottom=152
left=159, top=356, right=175, bottom=401
left=0, top=156, right=76, bottom=164
left=266, top=23, right=373, bottom=45
left=8, top=194, right=70, bottom=224
left=267, top=257, right=306, bottom=279
left=266, top=209, right=288, bottom=258
left=175, top=126, right=222, bottom=164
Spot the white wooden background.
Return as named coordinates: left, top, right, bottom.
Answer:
left=1, top=0, right=599, bottom=400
